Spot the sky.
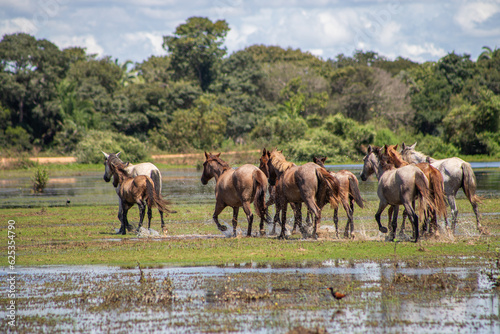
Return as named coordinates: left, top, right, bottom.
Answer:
left=1, top=0, right=500, bottom=64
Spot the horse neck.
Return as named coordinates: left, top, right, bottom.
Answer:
left=388, top=152, right=408, bottom=168
left=374, top=158, right=394, bottom=180
left=212, top=161, right=231, bottom=181
left=112, top=167, right=131, bottom=186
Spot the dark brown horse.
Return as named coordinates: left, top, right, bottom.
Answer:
left=264, top=149, right=345, bottom=239
left=201, top=152, right=269, bottom=237
left=313, top=157, right=364, bottom=238
left=259, top=148, right=301, bottom=235
left=108, top=160, right=172, bottom=235
left=385, top=144, right=447, bottom=236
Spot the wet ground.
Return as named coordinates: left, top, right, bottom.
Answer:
left=1, top=259, right=499, bottom=333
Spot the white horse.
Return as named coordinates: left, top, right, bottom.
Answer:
left=102, top=152, right=162, bottom=233
left=400, top=143, right=486, bottom=234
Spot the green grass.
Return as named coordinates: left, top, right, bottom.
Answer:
left=0, top=197, right=499, bottom=267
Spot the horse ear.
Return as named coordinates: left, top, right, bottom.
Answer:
left=384, top=144, right=388, bottom=152
left=102, top=151, right=109, bottom=159
left=262, top=148, right=266, bottom=155
left=411, top=142, right=417, bottom=149
left=321, top=157, right=327, bottom=163
left=116, top=152, right=121, bottom=157
left=204, top=151, right=209, bottom=160
left=394, top=144, right=398, bottom=150
left=216, top=153, right=221, bottom=158
left=367, top=145, right=372, bottom=154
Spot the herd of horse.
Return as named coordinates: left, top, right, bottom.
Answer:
left=102, top=143, right=487, bottom=242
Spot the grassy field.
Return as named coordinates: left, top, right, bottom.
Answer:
left=1, top=196, right=499, bottom=267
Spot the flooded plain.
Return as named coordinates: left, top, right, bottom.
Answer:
left=1, top=259, right=499, bottom=333
left=1, top=163, right=500, bottom=208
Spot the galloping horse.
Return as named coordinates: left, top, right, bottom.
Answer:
left=400, top=142, right=486, bottom=234
left=103, top=152, right=162, bottom=232
left=313, top=157, right=364, bottom=238
left=385, top=144, right=447, bottom=236
left=259, top=148, right=300, bottom=235
left=264, top=149, right=345, bottom=239
left=107, top=159, right=172, bottom=235
left=201, top=152, right=269, bottom=237
left=360, top=145, right=435, bottom=242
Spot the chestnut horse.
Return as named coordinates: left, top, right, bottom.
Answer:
left=201, top=152, right=269, bottom=237
left=385, top=144, right=447, bottom=236
left=313, top=157, right=364, bottom=238
left=400, top=142, right=486, bottom=234
left=264, top=149, right=345, bottom=239
left=360, top=145, right=435, bottom=242
left=108, top=159, right=172, bottom=235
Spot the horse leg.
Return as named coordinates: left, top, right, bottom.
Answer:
left=232, top=207, right=240, bottom=237
left=471, top=200, right=485, bottom=234
left=349, top=199, right=355, bottom=238
left=137, top=201, right=146, bottom=231
left=242, top=202, right=254, bottom=237
left=374, top=203, right=389, bottom=234
left=213, top=201, right=228, bottom=232
left=119, top=205, right=131, bottom=235
left=343, top=199, right=354, bottom=239
left=447, top=194, right=458, bottom=233
left=279, top=201, right=288, bottom=239
left=147, top=204, right=152, bottom=230
left=294, top=204, right=308, bottom=238
left=333, top=208, right=339, bottom=239
left=403, top=203, right=419, bottom=243
left=119, top=198, right=134, bottom=232
left=389, top=205, right=399, bottom=241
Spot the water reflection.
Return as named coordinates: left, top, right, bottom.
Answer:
left=5, top=262, right=498, bottom=333
left=1, top=164, right=499, bottom=208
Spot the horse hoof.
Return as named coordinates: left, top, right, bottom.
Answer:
left=218, top=225, right=228, bottom=232
left=126, top=225, right=135, bottom=232
left=379, top=226, right=388, bottom=233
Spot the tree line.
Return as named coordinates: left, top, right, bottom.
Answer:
left=1, top=17, right=499, bottom=163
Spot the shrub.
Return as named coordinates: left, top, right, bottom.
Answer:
left=32, top=167, right=49, bottom=193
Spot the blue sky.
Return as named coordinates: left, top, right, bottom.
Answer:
left=1, top=0, right=499, bottom=64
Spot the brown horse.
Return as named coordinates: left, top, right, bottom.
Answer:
left=201, top=152, right=269, bottom=237
left=259, top=148, right=301, bottom=235
left=313, top=157, right=364, bottom=238
left=108, top=160, right=172, bottom=235
left=360, top=145, right=435, bottom=242
left=384, top=144, right=447, bottom=236
left=264, top=149, right=344, bottom=239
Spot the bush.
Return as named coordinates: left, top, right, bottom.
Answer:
left=74, top=130, right=149, bottom=164
left=32, top=167, right=49, bottom=193
left=2, top=126, right=32, bottom=151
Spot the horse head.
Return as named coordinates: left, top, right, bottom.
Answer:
left=103, top=151, right=124, bottom=184
left=360, top=145, right=382, bottom=181
left=259, top=148, right=270, bottom=178
left=201, top=152, right=225, bottom=185
left=313, top=156, right=327, bottom=168
left=400, top=142, right=427, bottom=164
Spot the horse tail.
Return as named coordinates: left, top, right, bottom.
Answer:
left=347, top=174, right=364, bottom=209
left=462, top=162, right=482, bottom=206
left=428, top=167, right=447, bottom=218
left=316, top=168, right=343, bottom=210
left=145, top=177, right=172, bottom=214
left=414, top=171, right=434, bottom=220
left=150, top=169, right=162, bottom=198
left=252, top=170, right=268, bottom=219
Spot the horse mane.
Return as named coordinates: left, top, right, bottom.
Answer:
left=385, top=145, right=408, bottom=168
left=210, top=155, right=231, bottom=171
left=269, top=149, right=295, bottom=172
left=372, top=146, right=395, bottom=171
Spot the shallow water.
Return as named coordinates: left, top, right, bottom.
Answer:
left=1, top=261, right=498, bottom=333
left=1, top=164, right=500, bottom=208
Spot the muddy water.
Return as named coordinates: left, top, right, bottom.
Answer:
left=1, top=163, right=500, bottom=208
left=1, top=260, right=498, bottom=333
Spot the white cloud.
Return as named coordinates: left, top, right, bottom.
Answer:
left=400, top=42, right=446, bottom=62
left=53, top=35, right=104, bottom=56
left=124, top=32, right=165, bottom=56
left=455, top=1, right=500, bottom=32
left=0, top=17, right=38, bottom=35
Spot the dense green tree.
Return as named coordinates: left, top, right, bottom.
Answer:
left=163, top=17, right=229, bottom=91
